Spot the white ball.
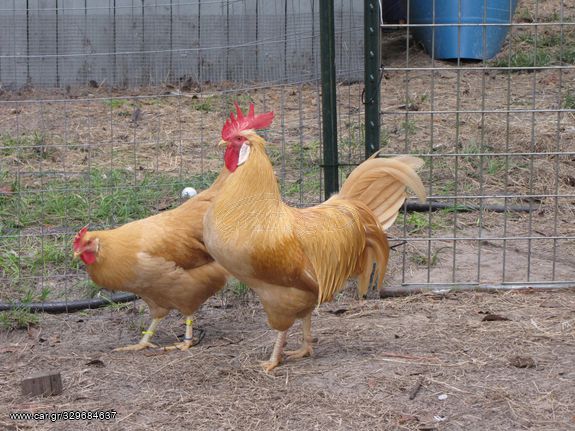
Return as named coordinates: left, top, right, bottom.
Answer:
left=181, top=187, right=197, bottom=199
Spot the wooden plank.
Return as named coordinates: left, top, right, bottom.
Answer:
left=285, top=0, right=317, bottom=82
left=334, top=0, right=363, bottom=81
left=28, top=0, right=58, bottom=87
left=256, top=0, right=286, bottom=83
left=168, top=0, right=192, bottom=85
left=224, top=0, right=256, bottom=83
left=143, top=0, right=172, bottom=85
left=21, top=371, right=63, bottom=397
left=58, top=0, right=87, bottom=87
left=113, top=0, right=144, bottom=87
left=83, top=0, right=114, bottom=87
left=0, top=1, right=28, bottom=88
left=196, top=0, right=226, bottom=84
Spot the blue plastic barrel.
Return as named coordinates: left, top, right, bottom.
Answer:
left=408, top=0, right=518, bottom=60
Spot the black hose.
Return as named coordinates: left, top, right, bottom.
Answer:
left=0, top=293, right=138, bottom=314
left=405, top=201, right=532, bottom=213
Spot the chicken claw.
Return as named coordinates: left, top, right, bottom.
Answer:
left=260, top=359, right=282, bottom=373
left=285, top=314, right=313, bottom=360
left=113, top=317, right=162, bottom=352
left=285, top=343, right=313, bottom=360
left=161, top=315, right=195, bottom=351
left=261, top=330, right=287, bottom=372
left=113, top=341, right=158, bottom=351
left=162, top=339, right=194, bottom=351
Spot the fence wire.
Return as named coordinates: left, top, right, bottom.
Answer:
left=0, top=0, right=574, bottom=308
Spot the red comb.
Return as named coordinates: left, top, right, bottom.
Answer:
left=221, top=102, right=274, bottom=141
left=73, top=225, right=89, bottom=250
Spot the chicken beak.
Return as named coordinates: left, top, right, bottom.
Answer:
left=73, top=251, right=81, bottom=260
left=218, top=139, right=227, bottom=147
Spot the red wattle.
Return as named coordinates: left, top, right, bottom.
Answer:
left=81, top=251, right=97, bottom=265
left=224, top=144, right=240, bottom=172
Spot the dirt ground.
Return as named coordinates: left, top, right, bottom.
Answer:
left=1, top=289, right=574, bottom=430
left=1, top=0, right=574, bottom=429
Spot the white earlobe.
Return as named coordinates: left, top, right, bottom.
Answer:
left=238, top=143, right=251, bottom=166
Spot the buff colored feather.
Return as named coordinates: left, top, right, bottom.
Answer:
left=203, top=121, right=426, bottom=370
left=339, top=155, right=426, bottom=230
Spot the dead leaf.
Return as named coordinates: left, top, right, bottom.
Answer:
left=27, top=326, right=41, bottom=341
left=327, top=308, right=348, bottom=316
left=398, top=414, right=419, bottom=424
left=85, top=359, right=105, bottom=368
left=0, top=185, right=13, bottom=196
left=0, top=345, right=21, bottom=354
left=509, top=355, right=536, bottom=368
left=48, top=335, right=61, bottom=346
left=482, top=314, right=510, bottom=322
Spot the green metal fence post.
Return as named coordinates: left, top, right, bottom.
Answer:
left=364, top=0, right=381, bottom=158
left=320, top=0, right=338, bottom=199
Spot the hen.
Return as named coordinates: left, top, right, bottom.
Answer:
left=73, top=170, right=229, bottom=351
left=204, top=104, right=426, bottom=371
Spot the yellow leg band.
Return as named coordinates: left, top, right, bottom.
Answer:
left=142, top=330, right=154, bottom=335
left=185, top=319, right=193, bottom=326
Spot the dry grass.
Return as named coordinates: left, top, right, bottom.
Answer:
left=0, top=1, right=575, bottom=429
left=0, top=289, right=574, bottom=430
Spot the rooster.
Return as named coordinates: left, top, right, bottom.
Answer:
left=73, top=170, right=229, bottom=351
left=204, top=104, right=426, bottom=371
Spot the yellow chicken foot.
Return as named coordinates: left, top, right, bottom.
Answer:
left=113, top=317, right=162, bottom=351
left=261, top=330, right=287, bottom=372
left=285, top=313, right=313, bottom=359
left=163, top=316, right=194, bottom=351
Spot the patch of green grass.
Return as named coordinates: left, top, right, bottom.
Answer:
left=102, top=98, right=128, bottom=109
left=400, top=119, right=418, bottom=136
left=0, top=246, right=20, bottom=280
left=563, top=90, right=575, bottom=110
left=493, top=28, right=575, bottom=71
left=81, top=280, right=102, bottom=298
left=104, top=301, right=133, bottom=312
left=380, top=128, right=390, bottom=147
left=0, top=307, right=39, bottom=330
left=492, top=51, right=552, bottom=69
left=227, top=278, right=249, bottom=297
left=515, top=7, right=533, bottom=23
left=0, top=286, right=41, bottom=330
left=516, top=32, right=562, bottom=48
left=1, top=132, right=49, bottom=160
left=340, top=122, right=364, bottom=155
left=0, top=169, right=219, bottom=230
left=486, top=157, right=507, bottom=176
left=404, top=212, right=430, bottom=233
left=410, top=246, right=450, bottom=267
left=398, top=211, right=449, bottom=235
left=0, top=235, right=74, bottom=284
left=191, top=96, right=218, bottom=113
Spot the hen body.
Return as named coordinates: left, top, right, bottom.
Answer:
left=76, top=170, right=229, bottom=351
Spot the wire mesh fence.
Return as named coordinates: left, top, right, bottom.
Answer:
left=0, top=0, right=574, bottom=309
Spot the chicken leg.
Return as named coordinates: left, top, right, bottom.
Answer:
left=285, top=313, right=313, bottom=359
left=261, top=330, right=287, bottom=372
left=163, top=316, right=195, bottom=351
left=113, top=317, right=162, bottom=351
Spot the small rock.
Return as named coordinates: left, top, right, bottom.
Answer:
left=438, top=394, right=448, bottom=400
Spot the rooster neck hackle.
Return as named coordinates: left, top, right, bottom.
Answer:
left=221, top=134, right=280, bottom=203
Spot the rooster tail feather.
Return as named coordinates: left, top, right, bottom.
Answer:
left=339, top=156, right=426, bottom=230
left=357, top=222, right=390, bottom=297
